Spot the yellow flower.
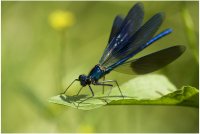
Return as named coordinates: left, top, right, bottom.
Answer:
left=78, top=124, right=94, bottom=133
left=49, top=10, right=75, bottom=31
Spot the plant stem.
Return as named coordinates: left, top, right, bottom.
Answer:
left=181, top=2, right=198, bottom=63
left=59, top=30, right=67, bottom=90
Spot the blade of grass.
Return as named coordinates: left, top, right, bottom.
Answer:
left=181, top=2, right=198, bottom=63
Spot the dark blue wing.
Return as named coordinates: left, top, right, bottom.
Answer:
left=102, top=16, right=124, bottom=60
left=102, top=12, right=167, bottom=70
left=108, top=16, right=124, bottom=43
left=114, top=45, right=186, bottom=74
left=107, top=28, right=172, bottom=70
left=99, top=3, right=144, bottom=65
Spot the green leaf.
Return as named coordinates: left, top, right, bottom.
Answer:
left=109, top=86, right=199, bottom=108
left=48, top=74, right=198, bottom=110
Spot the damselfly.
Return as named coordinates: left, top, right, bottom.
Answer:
left=62, top=3, right=185, bottom=97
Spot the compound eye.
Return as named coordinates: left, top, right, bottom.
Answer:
left=79, top=74, right=86, bottom=81
left=78, top=75, right=83, bottom=79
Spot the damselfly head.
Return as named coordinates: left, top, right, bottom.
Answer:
left=78, top=74, right=90, bottom=86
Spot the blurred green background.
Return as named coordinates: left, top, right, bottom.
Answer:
left=2, top=1, right=199, bottom=133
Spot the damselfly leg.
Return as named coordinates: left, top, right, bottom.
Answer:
left=98, top=80, right=124, bottom=98
left=76, top=85, right=94, bottom=107
left=76, top=87, right=83, bottom=96
left=76, top=84, right=112, bottom=107
left=102, top=76, right=105, bottom=94
left=89, top=85, right=94, bottom=96
left=61, top=79, right=79, bottom=94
